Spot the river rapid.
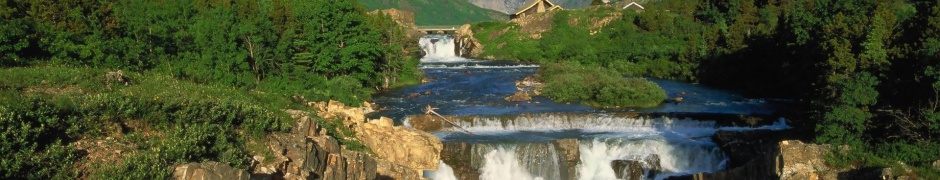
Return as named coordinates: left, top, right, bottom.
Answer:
left=369, top=34, right=790, bottom=180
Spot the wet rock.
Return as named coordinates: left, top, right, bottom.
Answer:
left=440, top=142, right=480, bottom=180
left=552, top=139, right=580, bottom=179
left=611, top=160, right=644, bottom=180
left=173, top=161, right=250, bottom=180
left=405, top=115, right=444, bottom=132
left=455, top=24, right=484, bottom=58
left=643, top=154, right=662, bottom=173
left=504, top=91, right=532, bottom=102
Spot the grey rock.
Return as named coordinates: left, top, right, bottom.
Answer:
left=174, top=161, right=250, bottom=180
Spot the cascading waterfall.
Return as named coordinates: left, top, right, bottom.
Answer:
left=419, top=35, right=464, bottom=62
left=426, top=161, right=458, bottom=180
left=577, top=138, right=726, bottom=180
left=452, top=143, right=563, bottom=180
left=426, top=114, right=791, bottom=180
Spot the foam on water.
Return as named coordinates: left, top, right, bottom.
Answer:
left=425, top=161, right=458, bottom=180
left=420, top=35, right=468, bottom=62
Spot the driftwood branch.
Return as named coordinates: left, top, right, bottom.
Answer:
left=424, top=105, right=475, bottom=135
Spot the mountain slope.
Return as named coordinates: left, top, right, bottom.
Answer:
left=358, top=0, right=508, bottom=26
left=465, top=0, right=593, bottom=14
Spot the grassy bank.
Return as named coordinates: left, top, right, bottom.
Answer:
left=539, top=62, right=667, bottom=108
left=0, top=66, right=379, bottom=178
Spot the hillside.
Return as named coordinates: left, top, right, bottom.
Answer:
left=465, top=0, right=592, bottom=14
left=358, top=0, right=508, bottom=26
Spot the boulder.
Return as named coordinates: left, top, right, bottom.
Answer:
left=405, top=115, right=445, bottom=132
left=356, top=122, right=443, bottom=171
left=173, top=161, right=250, bottom=180
left=370, top=117, right=394, bottom=127
left=611, top=160, right=644, bottom=180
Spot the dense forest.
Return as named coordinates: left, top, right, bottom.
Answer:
left=358, top=0, right=508, bottom=25
left=473, top=0, right=940, bottom=176
left=0, top=0, right=419, bottom=178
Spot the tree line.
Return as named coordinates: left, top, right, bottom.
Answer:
left=0, top=0, right=422, bottom=104
left=473, top=0, right=940, bottom=175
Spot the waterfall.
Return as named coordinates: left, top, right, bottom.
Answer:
left=426, top=161, right=458, bottom=180
left=577, top=138, right=726, bottom=180
left=431, top=114, right=792, bottom=179
left=474, top=143, right=563, bottom=180
left=445, top=114, right=720, bottom=137
left=419, top=35, right=464, bottom=62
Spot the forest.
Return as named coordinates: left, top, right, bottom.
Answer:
left=472, top=0, right=940, bottom=176
left=0, top=0, right=419, bottom=178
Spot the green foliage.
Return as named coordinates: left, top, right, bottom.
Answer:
left=540, top=62, right=666, bottom=108
left=817, top=72, right=878, bottom=147
left=315, top=116, right=371, bottom=153
left=357, top=0, right=507, bottom=26
left=0, top=67, right=296, bottom=178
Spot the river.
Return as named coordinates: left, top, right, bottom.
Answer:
left=369, top=34, right=791, bottom=180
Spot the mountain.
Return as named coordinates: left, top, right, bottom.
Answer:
left=465, top=0, right=593, bottom=14
left=358, top=0, right=509, bottom=26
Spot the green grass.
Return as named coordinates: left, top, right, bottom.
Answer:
left=358, top=0, right=508, bottom=26
left=0, top=66, right=316, bottom=179
left=539, top=62, right=667, bottom=108
left=825, top=141, right=940, bottom=179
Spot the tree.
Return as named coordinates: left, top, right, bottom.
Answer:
left=592, top=0, right=606, bottom=6
left=817, top=72, right=879, bottom=147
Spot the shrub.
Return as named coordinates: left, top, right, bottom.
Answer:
left=539, top=62, right=666, bottom=108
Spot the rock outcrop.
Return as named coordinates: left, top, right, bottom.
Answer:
left=314, top=100, right=443, bottom=176
left=610, top=154, right=662, bottom=180
left=456, top=24, right=484, bottom=58
left=611, top=160, right=644, bottom=180
left=552, top=139, right=580, bottom=180
left=670, top=130, right=909, bottom=180
left=174, top=162, right=251, bottom=180
left=245, top=101, right=442, bottom=180
left=505, top=74, right=542, bottom=102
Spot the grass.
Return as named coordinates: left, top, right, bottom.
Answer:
left=0, top=66, right=334, bottom=179
left=539, top=62, right=667, bottom=108
left=825, top=141, right=940, bottom=179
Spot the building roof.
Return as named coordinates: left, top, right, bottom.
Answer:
left=623, top=2, right=645, bottom=10
left=513, top=0, right=561, bottom=15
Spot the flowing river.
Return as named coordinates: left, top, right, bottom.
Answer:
left=370, top=34, right=790, bottom=180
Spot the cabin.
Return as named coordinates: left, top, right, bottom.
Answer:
left=511, top=0, right=564, bottom=19
left=622, top=1, right=645, bottom=12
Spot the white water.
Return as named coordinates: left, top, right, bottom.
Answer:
left=419, top=64, right=540, bottom=69
left=426, top=161, right=458, bottom=180
left=480, top=146, right=543, bottom=180
left=417, top=114, right=792, bottom=180
left=577, top=138, right=726, bottom=180
left=419, top=35, right=467, bottom=62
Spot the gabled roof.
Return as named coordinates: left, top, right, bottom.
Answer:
left=513, top=0, right=561, bottom=15
left=623, top=2, right=645, bottom=10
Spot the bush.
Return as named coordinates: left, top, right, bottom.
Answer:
left=539, top=62, right=666, bottom=108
